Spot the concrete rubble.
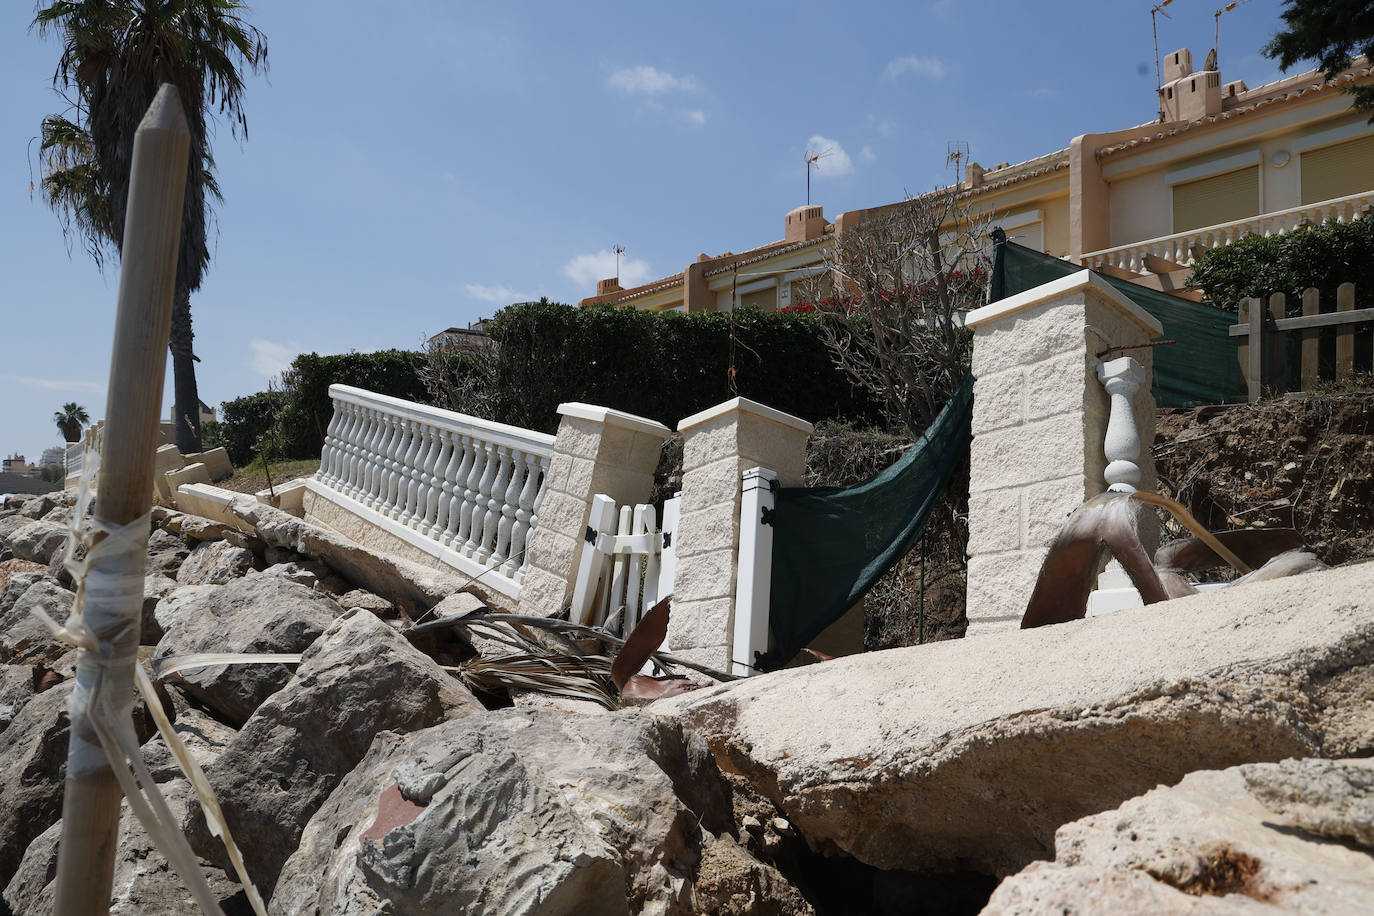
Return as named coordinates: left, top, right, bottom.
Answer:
left=0, top=486, right=1370, bottom=914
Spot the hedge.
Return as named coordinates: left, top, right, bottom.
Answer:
left=486, top=301, right=886, bottom=433
left=219, top=304, right=887, bottom=464
left=1191, top=218, right=1374, bottom=315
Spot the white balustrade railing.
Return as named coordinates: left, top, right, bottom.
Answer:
left=1082, top=190, right=1374, bottom=274
left=309, top=385, right=554, bottom=597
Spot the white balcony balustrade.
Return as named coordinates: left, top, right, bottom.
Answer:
left=309, top=385, right=553, bottom=597
left=1081, top=191, right=1374, bottom=274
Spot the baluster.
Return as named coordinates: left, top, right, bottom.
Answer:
left=516, top=455, right=550, bottom=584
left=347, top=408, right=377, bottom=500
left=458, top=441, right=491, bottom=556
left=339, top=403, right=364, bottom=489
left=505, top=451, right=542, bottom=576
left=495, top=449, right=525, bottom=569
left=317, top=402, right=341, bottom=484
left=395, top=420, right=423, bottom=523
left=476, top=446, right=510, bottom=563
left=331, top=402, right=359, bottom=487
left=364, top=411, right=394, bottom=509
left=401, top=422, right=433, bottom=525
left=380, top=417, right=409, bottom=515
left=1098, top=357, right=1147, bottom=492
left=423, top=429, right=453, bottom=536
left=444, top=435, right=476, bottom=547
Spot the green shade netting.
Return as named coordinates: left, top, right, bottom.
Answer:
left=991, top=233, right=1242, bottom=407
left=758, top=374, right=973, bottom=671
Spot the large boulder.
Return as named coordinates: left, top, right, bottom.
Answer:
left=146, top=527, right=192, bottom=579
left=140, top=574, right=179, bottom=645
left=184, top=609, right=483, bottom=893
left=272, top=708, right=733, bottom=916
left=0, top=666, right=36, bottom=733
left=7, top=522, right=67, bottom=565
left=0, top=580, right=73, bottom=665
left=0, top=683, right=71, bottom=886
left=175, top=539, right=256, bottom=585
left=4, top=779, right=252, bottom=915
left=984, top=758, right=1374, bottom=913
left=660, top=561, right=1374, bottom=878
left=152, top=576, right=344, bottom=725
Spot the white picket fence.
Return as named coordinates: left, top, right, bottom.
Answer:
left=310, top=384, right=554, bottom=598
left=571, top=493, right=680, bottom=635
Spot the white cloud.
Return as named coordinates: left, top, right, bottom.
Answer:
left=464, top=283, right=530, bottom=303
left=562, top=250, right=653, bottom=289
left=607, top=65, right=700, bottom=95
left=8, top=375, right=103, bottom=394
left=860, top=145, right=877, bottom=164
left=249, top=339, right=298, bottom=380
left=883, top=55, right=946, bottom=81
left=684, top=109, right=708, bottom=127
left=805, top=136, right=855, bottom=178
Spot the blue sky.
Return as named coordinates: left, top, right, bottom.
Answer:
left=2, top=0, right=1300, bottom=462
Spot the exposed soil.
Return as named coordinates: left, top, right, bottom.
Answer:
left=1153, top=390, right=1374, bottom=569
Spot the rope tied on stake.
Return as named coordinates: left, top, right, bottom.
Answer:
left=32, top=451, right=268, bottom=916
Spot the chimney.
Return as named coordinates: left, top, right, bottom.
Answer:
left=596, top=277, right=622, bottom=296
left=1158, top=48, right=1223, bottom=122
left=964, top=161, right=985, bottom=189
left=785, top=205, right=827, bottom=243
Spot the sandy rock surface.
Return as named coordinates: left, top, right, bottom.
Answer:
left=984, top=758, right=1374, bottom=914
left=661, top=561, right=1374, bottom=876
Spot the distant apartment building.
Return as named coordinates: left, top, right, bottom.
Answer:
left=2, top=455, right=30, bottom=476
left=427, top=319, right=495, bottom=353
left=578, top=50, right=1373, bottom=312
left=40, top=446, right=66, bottom=469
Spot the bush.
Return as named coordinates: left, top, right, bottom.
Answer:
left=487, top=301, right=885, bottom=433
left=219, top=303, right=888, bottom=465
left=1191, top=218, right=1374, bottom=315
left=218, top=391, right=280, bottom=466
left=275, top=350, right=428, bottom=458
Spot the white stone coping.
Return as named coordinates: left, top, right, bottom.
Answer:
left=966, top=269, right=1164, bottom=336
left=677, top=397, right=815, bottom=435
left=330, top=384, right=555, bottom=457
left=304, top=478, right=522, bottom=599
left=556, top=402, right=671, bottom=438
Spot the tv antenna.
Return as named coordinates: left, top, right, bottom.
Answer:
left=612, top=244, right=625, bottom=278
left=1213, top=1, right=1251, bottom=69
left=946, top=140, right=970, bottom=177
left=804, top=145, right=831, bottom=205
left=1151, top=0, right=1175, bottom=91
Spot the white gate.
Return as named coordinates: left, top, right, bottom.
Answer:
left=570, top=493, right=679, bottom=635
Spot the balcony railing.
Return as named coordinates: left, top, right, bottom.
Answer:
left=1081, top=191, right=1374, bottom=274
left=310, top=385, right=554, bottom=597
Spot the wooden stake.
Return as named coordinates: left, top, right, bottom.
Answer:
left=1300, top=287, right=1320, bottom=392
left=53, top=84, right=189, bottom=916
left=1336, top=282, right=1355, bottom=381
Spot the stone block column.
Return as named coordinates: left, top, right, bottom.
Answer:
left=964, top=270, right=1161, bottom=636
left=518, top=403, right=671, bottom=617
left=668, top=398, right=813, bottom=671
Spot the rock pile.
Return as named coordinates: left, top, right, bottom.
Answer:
left=0, top=487, right=1371, bottom=914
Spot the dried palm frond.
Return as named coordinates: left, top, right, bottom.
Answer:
left=455, top=653, right=619, bottom=710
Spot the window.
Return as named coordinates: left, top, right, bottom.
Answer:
left=1300, top=133, right=1374, bottom=205
left=1172, top=166, right=1258, bottom=232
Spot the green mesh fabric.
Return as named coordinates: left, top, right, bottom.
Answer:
left=992, top=233, right=1242, bottom=407
left=758, top=375, right=973, bottom=671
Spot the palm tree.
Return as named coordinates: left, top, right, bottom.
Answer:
left=53, top=402, right=90, bottom=443
left=32, top=0, right=267, bottom=455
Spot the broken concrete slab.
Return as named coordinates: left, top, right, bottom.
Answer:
left=660, top=561, right=1374, bottom=878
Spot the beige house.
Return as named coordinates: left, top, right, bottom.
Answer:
left=581, top=50, right=1373, bottom=311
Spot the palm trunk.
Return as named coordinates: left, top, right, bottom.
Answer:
left=169, top=284, right=202, bottom=454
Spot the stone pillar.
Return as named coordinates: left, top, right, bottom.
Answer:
left=518, top=403, right=671, bottom=617
left=964, top=269, right=1161, bottom=636
left=669, top=397, right=813, bottom=670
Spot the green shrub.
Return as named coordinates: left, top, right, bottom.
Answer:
left=218, top=391, right=280, bottom=466
left=275, top=350, right=428, bottom=458
left=1191, top=218, right=1374, bottom=316
left=487, top=301, right=884, bottom=433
